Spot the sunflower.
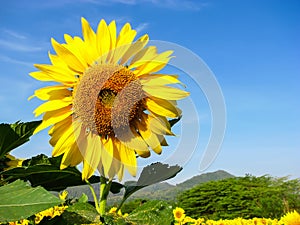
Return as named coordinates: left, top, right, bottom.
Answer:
left=173, top=207, right=185, bottom=222
left=30, top=17, right=189, bottom=181
left=280, top=210, right=300, bottom=225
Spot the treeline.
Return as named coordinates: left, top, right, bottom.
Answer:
left=177, top=175, right=300, bottom=220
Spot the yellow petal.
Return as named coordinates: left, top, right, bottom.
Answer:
left=117, top=164, right=124, bottom=181
left=107, top=20, right=117, bottom=62
left=51, top=38, right=86, bottom=73
left=135, top=50, right=173, bottom=75
left=28, top=85, right=71, bottom=101
left=118, top=141, right=137, bottom=177
left=158, top=135, right=168, bottom=146
left=81, top=17, right=96, bottom=46
left=145, top=97, right=181, bottom=118
left=61, top=142, right=83, bottom=169
left=140, top=74, right=182, bottom=86
left=34, top=97, right=72, bottom=117
left=128, top=46, right=157, bottom=69
left=64, top=34, right=73, bottom=43
left=110, top=23, right=137, bottom=64
left=60, top=36, right=91, bottom=68
left=120, top=34, right=149, bottom=65
left=143, top=85, right=189, bottom=100
left=49, top=117, right=72, bottom=146
left=33, top=64, right=76, bottom=83
left=81, top=17, right=98, bottom=64
left=106, top=138, right=123, bottom=180
left=48, top=52, right=84, bottom=77
left=101, top=137, right=114, bottom=178
left=136, top=121, right=161, bottom=155
left=82, top=132, right=102, bottom=180
left=144, top=113, right=174, bottom=136
left=34, top=106, right=72, bottom=134
left=116, top=127, right=149, bottom=153
left=52, top=121, right=76, bottom=157
left=96, top=19, right=110, bottom=63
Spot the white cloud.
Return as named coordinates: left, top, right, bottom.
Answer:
left=135, top=23, right=149, bottom=33
left=79, top=0, right=208, bottom=11
left=0, top=55, right=34, bottom=68
left=0, top=39, right=45, bottom=52
left=2, top=29, right=27, bottom=40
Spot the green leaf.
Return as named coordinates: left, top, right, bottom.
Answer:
left=126, top=200, right=173, bottom=225
left=110, top=181, right=124, bottom=194
left=78, top=193, right=89, bottom=203
left=118, top=163, right=182, bottom=209
left=0, top=121, right=41, bottom=158
left=0, top=154, right=100, bottom=191
left=102, top=214, right=132, bottom=225
left=0, top=180, right=62, bottom=222
left=62, top=202, right=100, bottom=224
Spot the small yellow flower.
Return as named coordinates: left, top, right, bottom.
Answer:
left=34, top=214, right=44, bottom=224
left=183, top=216, right=196, bottom=223
left=193, top=218, right=205, bottom=225
left=8, top=222, right=18, bottom=225
left=280, top=210, right=300, bottom=225
left=59, top=190, right=68, bottom=201
left=173, top=207, right=185, bottom=221
left=20, top=219, right=29, bottom=225
left=109, top=206, right=122, bottom=215
left=5, top=154, right=24, bottom=170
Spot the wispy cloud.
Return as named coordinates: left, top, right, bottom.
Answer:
left=0, top=28, right=48, bottom=52
left=0, top=39, right=44, bottom=52
left=79, top=0, right=208, bottom=11
left=142, top=0, right=209, bottom=11
left=0, top=55, right=34, bottom=68
left=135, top=23, right=149, bottom=33
left=15, top=0, right=209, bottom=11
left=2, top=29, right=27, bottom=40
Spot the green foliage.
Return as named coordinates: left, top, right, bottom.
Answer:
left=0, top=154, right=100, bottom=191
left=126, top=200, right=174, bottom=225
left=120, top=199, right=149, bottom=214
left=106, top=170, right=233, bottom=205
left=0, top=121, right=41, bottom=158
left=177, top=170, right=234, bottom=190
left=117, top=163, right=182, bottom=210
left=0, top=180, right=62, bottom=222
left=177, top=175, right=300, bottom=220
left=0, top=120, right=183, bottom=224
left=62, top=202, right=101, bottom=224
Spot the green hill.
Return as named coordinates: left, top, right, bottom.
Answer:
left=65, top=170, right=234, bottom=204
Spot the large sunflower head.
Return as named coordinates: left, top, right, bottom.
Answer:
left=30, top=17, right=189, bottom=181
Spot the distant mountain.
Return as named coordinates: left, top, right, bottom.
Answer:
left=177, top=170, right=234, bottom=189
left=65, top=170, right=234, bottom=204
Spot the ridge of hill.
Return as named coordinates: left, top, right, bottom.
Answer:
left=66, top=170, right=234, bottom=204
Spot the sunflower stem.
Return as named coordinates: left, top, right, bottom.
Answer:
left=99, top=176, right=112, bottom=216
left=86, top=181, right=100, bottom=214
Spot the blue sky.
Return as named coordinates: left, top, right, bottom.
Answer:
left=0, top=0, right=299, bottom=184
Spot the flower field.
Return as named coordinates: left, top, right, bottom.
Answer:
left=173, top=207, right=300, bottom=225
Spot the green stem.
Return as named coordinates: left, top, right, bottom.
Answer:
left=86, top=180, right=100, bottom=214
left=99, top=176, right=112, bottom=216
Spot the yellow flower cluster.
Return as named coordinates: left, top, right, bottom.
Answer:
left=108, top=207, right=129, bottom=218
left=8, top=219, right=29, bottom=225
left=2, top=190, right=69, bottom=225
left=173, top=208, right=300, bottom=225
left=34, top=205, right=68, bottom=224
left=4, top=205, right=68, bottom=225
